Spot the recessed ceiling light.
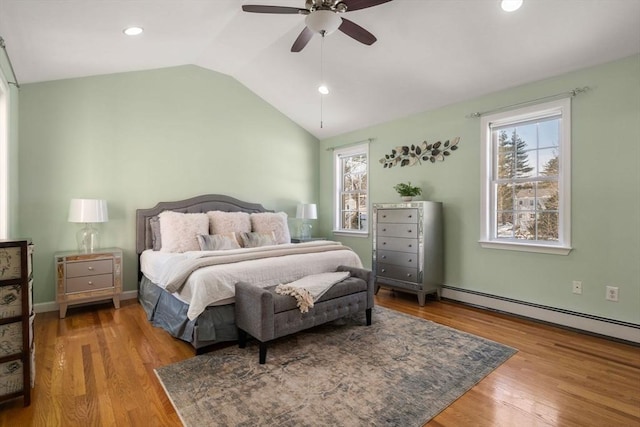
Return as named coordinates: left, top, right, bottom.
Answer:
left=501, top=0, right=523, bottom=12
left=123, top=26, right=144, bottom=36
left=318, top=85, right=329, bottom=95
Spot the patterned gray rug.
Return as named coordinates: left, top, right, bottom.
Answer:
left=155, top=306, right=516, bottom=427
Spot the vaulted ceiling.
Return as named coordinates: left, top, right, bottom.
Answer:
left=1, top=0, right=639, bottom=139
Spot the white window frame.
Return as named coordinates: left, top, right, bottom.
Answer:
left=0, top=71, right=9, bottom=239
left=480, top=98, right=572, bottom=255
left=333, top=143, right=369, bottom=237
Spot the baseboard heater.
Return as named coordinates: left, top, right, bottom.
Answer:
left=441, top=285, right=640, bottom=345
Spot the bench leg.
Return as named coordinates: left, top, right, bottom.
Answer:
left=259, top=342, right=267, bottom=364
left=238, top=329, right=247, bottom=348
left=366, top=308, right=372, bottom=326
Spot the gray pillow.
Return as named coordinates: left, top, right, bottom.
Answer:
left=150, top=216, right=162, bottom=251
left=197, top=233, right=241, bottom=251
left=239, top=231, right=277, bottom=248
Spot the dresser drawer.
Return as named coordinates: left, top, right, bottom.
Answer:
left=377, top=209, right=419, bottom=224
left=377, top=236, right=418, bottom=253
left=377, top=250, right=419, bottom=268
left=376, top=263, right=419, bottom=283
left=66, top=259, right=113, bottom=278
left=66, top=274, right=113, bottom=293
left=377, top=223, right=419, bottom=238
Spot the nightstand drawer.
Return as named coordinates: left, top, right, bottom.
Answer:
left=66, top=273, right=113, bottom=293
left=66, top=259, right=113, bottom=278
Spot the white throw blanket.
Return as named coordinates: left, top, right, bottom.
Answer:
left=275, top=271, right=350, bottom=313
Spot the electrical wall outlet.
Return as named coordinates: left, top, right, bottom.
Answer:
left=606, top=286, right=619, bottom=302
left=572, top=281, right=582, bottom=294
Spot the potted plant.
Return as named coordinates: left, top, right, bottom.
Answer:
left=394, top=182, right=422, bottom=201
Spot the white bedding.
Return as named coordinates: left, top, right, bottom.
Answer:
left=140, top=241, right=363, bottom=320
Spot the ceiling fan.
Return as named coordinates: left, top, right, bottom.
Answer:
left=242, top=0, right=392, bottom=52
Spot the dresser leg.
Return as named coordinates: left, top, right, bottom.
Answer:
left=417, top=292, right=426, bottom=307
left=59, top=303, right=67, bottom=319
left=113, top=296, right=120, bottom=309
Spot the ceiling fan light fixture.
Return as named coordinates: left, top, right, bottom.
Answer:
left=123, top=26, right=144, bottom=36
left=305, top=10, right=342, bottom=35
left=501, top=0, right=523, bottom=12
left=318, top=84, right=329, bottom=95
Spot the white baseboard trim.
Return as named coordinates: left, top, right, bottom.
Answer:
left=442, top=286, right=640, bottom=344
left=33, top=290, right=138, bottom=314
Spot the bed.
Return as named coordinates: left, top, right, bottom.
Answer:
left=136, top=194, right=363, bottom=353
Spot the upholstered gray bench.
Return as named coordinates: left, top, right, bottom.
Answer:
left=235, top=265, right=374, bottom=364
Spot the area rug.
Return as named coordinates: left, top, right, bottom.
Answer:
left=155, top=306, right=516, bottom=427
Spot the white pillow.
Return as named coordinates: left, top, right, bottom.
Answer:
left=250, top=212, right=291, bottom=244
left=159, top=211, right=209, bottom=253
left=207, top=211, right=251, bottom=235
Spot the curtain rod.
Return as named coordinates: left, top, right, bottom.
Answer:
left=325, top=138, right=374, bottom=151
left=466, top=86, right=590, bottom=119
left=0, top=37, right=20, bottom=89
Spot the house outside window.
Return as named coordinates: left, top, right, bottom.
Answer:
left=333, top=143, right=369, bottom=236
left=480, top=98, right=572, bottom=255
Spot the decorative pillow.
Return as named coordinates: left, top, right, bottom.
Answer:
left=158, top=211, right=209, bottom=253
left=197, top=233, right=241, bottom=251
left=149, top=216, right=162, bottom=251
left=250, top=212, right=291, bottom=244
left=239, top=231, right=277, bottom=248
left=207, top=211, right=251, bottom=236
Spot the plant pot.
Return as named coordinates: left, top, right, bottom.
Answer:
left=401, top=196, right=413, bottom=202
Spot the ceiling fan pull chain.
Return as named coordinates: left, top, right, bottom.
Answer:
left=320, top=33, right=325, bottom=128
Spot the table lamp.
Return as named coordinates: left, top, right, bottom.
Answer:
left=296, top=203, right=317, bottom=240
left=68, top=199, right=109, bottom=252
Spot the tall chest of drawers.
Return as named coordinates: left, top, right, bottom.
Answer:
left=0, top=239, right=34, bottom=407
left=373, top=202, right=443, bottom=306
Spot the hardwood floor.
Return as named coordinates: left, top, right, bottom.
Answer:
left=1, top=290, right=638, bottom=426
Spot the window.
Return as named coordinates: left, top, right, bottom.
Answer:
left=333, top=143, right=369, bottom=235
left=0, top=72, right=9, bottom=239
left=480, top=98, right=571, bottom=255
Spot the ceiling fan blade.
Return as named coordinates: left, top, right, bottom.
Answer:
left=338, top=18, right=377, bottom=45
left=341, top=0, right=393, bottom=12
left=241, top=5, right=306, bottom=14
left=291, top=27, right=314, bottom=52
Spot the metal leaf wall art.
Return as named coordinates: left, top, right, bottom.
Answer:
left=380, top=137, right=460, bottom=168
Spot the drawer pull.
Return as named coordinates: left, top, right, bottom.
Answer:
left=382, top=242, right=386, bottom=245
left=381, top=268, right=386, bottom=273
left=408, top=244, right=412, bottom=248
left=88, top=266, right=94, bottom=271
left=88, top=281, right=93, bottom=285
left=408, top=215, right=412, bottom=218
left=382, top=255, right=386, bottom=259
left=382, top=228, right=387, bottom=232
left=408, top=259, right=412, bottom=263
left=406, top=274, right=412, bottom=278
left=382, top=215, right=387, bottom=218
left=407, top=229, right=413, bottom=233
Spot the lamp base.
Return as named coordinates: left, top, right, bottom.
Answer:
left=300, top=223, right=313, bottom=240
left=77, top=224, right=100, bottom=253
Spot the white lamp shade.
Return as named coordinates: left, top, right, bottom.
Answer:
left=305, top=10, right=342, bottom=35
left=296, top=203, right=318, bottom=220
left=68, top=199, right=109, bottom=223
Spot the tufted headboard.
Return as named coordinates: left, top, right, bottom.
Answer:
left=135, top=194, right=272, bottom=255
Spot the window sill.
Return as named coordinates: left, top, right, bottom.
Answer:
left=332, top=230, right=369, bottom=238
left=479, top=240, right=572, bottom=255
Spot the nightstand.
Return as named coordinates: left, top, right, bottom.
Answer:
left=55, top=248, right=122, bottom=318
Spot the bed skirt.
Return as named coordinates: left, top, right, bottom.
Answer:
left=138, top=276, right=238, bottom=350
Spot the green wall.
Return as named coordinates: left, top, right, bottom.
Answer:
left=319, top=55, right=640, bottom=325
left=18, top=65, right=319, bottom=304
